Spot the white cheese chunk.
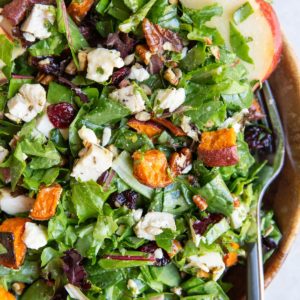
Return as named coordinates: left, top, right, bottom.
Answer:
left=71, top=144, right=113, bottom=182
left=124, top=54, right=135, bottom=65
left=102, top=127, right=111, bottom=146
left=0, top=146, right=9, bottom=163
left=21, top=4, right=56, bottom=41
left=78, top=126, right=99, bottom=146
left=181, top=116, right=199, bottom=141
left=155, top=88, right=185, bottom=112
left=220, top=109, right=249, bottom=133
left=36, top=112, right=55, bottom=138
left=187, top=252, right=225, bottom=281
left=134, top=212, right=176, bottom=240
left=127, top=279, right=139, bottom=296
left=110, top=85, right=145, bottom=113
left=6, top=84, right=47, bottom=123
left=230, top=203, right=249, bottom=229
left=128, top=63, right=150, bottom=82
left=87, top=48, right=124, bottom=83
left=23, top=222, right=48, bottom=250
left=0, top=188, right=35, bottom=215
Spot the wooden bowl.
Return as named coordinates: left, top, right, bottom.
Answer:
left=225, top=35, right=300, bottom=299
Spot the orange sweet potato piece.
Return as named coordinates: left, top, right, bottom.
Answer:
left=198, top=128, right=239, bottom=167
left=132, top=149, right=173, bottom=188
left=67, top=0, right=95, bottom=24
left=0, top=218, right=29, bottom=269
left=29, top=184, right=63, bottom=221
left=152, top=118, right=186, bottom=137
left=223, top=252, right=238, bottom=267
left=127, top=119, right=163, bottom=138
left=169, top=148, right=192, bottom=176
left=0, top=286, right=15, bottom=300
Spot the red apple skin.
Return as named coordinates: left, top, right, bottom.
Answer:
left=256, top=0, right=283, bottom=81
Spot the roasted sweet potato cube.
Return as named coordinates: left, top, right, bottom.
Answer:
left=67, top=0, right=95, bottom=24
left=198, top=128, right=239, bottom=167
left=127, top=119, right=163, bottom=138
left=223, top=252, right=238, bottom=267
left=0, top=218, right=29, bottom=269
left=30, top=184, right=63, bottom=221
left=168, top=240, right=182, bottom=258
left=132, top=149, right=173, bottom=188
left=0, top=286, right=15, bottom=300
left=152, top=118, right=186, bottom=137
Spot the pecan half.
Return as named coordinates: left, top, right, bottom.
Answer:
left=169, top=148, right=192, bottom=175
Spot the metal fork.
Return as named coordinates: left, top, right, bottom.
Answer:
left=247, top=82, right=285, bottom=300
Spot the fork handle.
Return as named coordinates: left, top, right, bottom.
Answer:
left=247, top=236, right=265, bottom=300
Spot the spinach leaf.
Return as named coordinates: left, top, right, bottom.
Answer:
left=233, top=2, right=254, bottom=24
left=155, top=229, right=175, bottom=252
left=47, top=82, right=73, bottom=104
left=93, top=215, right=118, bottom=245
left=29, top=31, right=66, bottom=57
left=199, top=174, right=234, bottom=216
left=229, top=21, right=253, bottom=64
left=82, top=98, right=131, bottom=128
left=114, top=128, right=154, bottom=152
left=71, top=180, right=114, bottom=222
left=119, top=0, right=158, bottom=33
left=150, top=263, right=181, bottom=287
left=48, top=204, right=68, bottom=241
left=10, top=144, right=26, bottom=191
left=124, top=0, right=147, bottom=13
left=180, top=43, right=206, bottom=72
left=0, top=34, right=14, bottom=78
left=21, top=279, right=55, bottom=300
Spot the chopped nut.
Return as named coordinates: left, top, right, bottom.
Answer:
left=107, top=144, right=119, bottom=158
left=169, top=0, right=178, bottom=4
left=36, top=73, right=54, bottom=85
left=78, top=51, right=88, bottom=72
left=164, top=68, right=179, bottom=86
left=168, top=240, right=182, bottom=258
left=196, top=269, right=210, bottom=279
left=136, top=44, right=152, bottom=65
left=12, top=282, right=26, bottom=295
left=264, top=225, right=274, bottom=237
left=192, top=195, right=208, bottom=211
left=169, top=148, right=192, bottom=176
left=65, top=60, right=77, bottom=75
left=203, top=37, right=213, bottom=45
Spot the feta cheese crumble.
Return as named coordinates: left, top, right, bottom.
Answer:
left=5, top=84, right=47, bottom=123
left=71, top=144, right=113, bottom=182
left=0, top=146, right=9, bottom=164
left=110, top=85, right=146, bottom=113
left=87, top=48, right=124, bottom=83
left=23, top=222, right=48, bottom=250
left=230, top=203, right=249, bottom=229
left=134, top=212, right=176, bottom=240
left=21, top=4, right=56, bottom=41
left=78, top=126, right=99, bottom=146
left=186, top=252, right=225, bottom=281
left=181, top=116, right=199, bottom=141
left=128, top=63, right=150, bottom=82
left=155, top=88, right=185, bottom=112
left=0, top=189, right=35, bottom=215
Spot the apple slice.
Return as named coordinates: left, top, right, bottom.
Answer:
left=180, top=0, right=282, bottom=82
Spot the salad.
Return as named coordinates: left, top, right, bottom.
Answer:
left=0, top=0, right=283, bottom=299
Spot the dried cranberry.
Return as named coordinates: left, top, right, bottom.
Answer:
left=109, top=192, right=127, bottom=208
left=262, top=237, right=277, bottom=252
left=47, top=102, right=76, bottom=128
left=122, top=190, right=138, bottom=209
left=105, top=32, right=136, bottom=58
left=193, top=214, right=223, bottom=235
left=244, top=125, right=273, bottom=153
left=108, top=189, right=139, bottom=209
left=139, top=242, right=170, bottom=266
left=111, top=67, right=130, bottom=86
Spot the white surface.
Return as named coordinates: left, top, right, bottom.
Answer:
left=266, top=1, right=300, bottom=300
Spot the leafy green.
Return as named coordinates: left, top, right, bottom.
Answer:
left=71, top=180, right=114, bottom=222
left=180, top=43, right=206, bottom=72
left=199, top=174, right=234, bottom=216
left=47, top=82, right=73, bottom=104
left=124, top=0, right=147, bottom=13
left=204, top=218, right=230, bottom=245
left=0, top=34, right=14, bottom=78
left=229, top=21, right=253, bottom=64
left=8, top=77, right=33, bottom=98
left=29, top=31, right=66, bottom=57
left=233, top=2, right=254, bottom=24
left=114, top=128, right=153, bottom=152
left=155, top=229, right=175, bottom=252
left=10, top=144, right=26, bottom=191
left=150, top=263, right=181, bottom=287
left=21, top=279, right=55, bottom=300
left=93, top=215, right=118, bottom=245
left=119, top=0, right=158, bottom=33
